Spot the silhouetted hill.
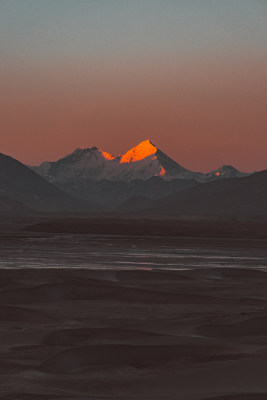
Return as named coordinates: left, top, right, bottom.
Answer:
left=120, top=170, right=267, bottom=219
left=154, top=170, right=267, bottom=218
left=0, top=153, right=92, bottom=212
left=54, top=176, right=198, bottom=207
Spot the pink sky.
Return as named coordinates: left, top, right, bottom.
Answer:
left=1, top=53, right=266, bottom=172
left=1, top=1, right=267, bottom=172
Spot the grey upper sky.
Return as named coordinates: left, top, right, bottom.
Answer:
left=1, top=0, right=267, bottom=62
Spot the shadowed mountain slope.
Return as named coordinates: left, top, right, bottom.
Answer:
left=121, top=170, right=267, bottom=218
left=0, top=153, right=92, bottom=212
left=56, top=176, right=199, bottom=207
left=0, top=195, right=31, bottom=214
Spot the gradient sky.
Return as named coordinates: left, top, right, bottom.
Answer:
left=1, top=0, right=266, bottom=172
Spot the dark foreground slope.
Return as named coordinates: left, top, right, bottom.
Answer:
left=0, top=153, right=92, bottom=212
left=121, top=170, right=267, bottom=219
left=0, top=195, right=31, bottom=214
left=56, top=176, right=198, bottom=206
left=155, top=170, right=267, bottom=218
left=1, top=266, right=267, bottom=399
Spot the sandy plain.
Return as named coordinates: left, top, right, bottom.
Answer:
left=0, top=263, right=267, bottom=399
left=1, top=218, right=267, bottom=400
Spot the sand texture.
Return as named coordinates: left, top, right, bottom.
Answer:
left=0, top=267, right=267, bottom=399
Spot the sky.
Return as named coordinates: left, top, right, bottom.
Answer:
left=1, top=0, right=266, bottom=172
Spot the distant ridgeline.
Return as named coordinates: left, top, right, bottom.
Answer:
left=29, top=140, right=251, bottom=209
left=1, top=140, right=264, bottom=218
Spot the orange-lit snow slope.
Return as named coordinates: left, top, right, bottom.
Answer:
left=159, top=166, right=166, bottom=176
left=120, top=140, right=157, bottom=163
left=100, top=150, right=115, bottom=160
left=32, top=139, right=198, bottom=182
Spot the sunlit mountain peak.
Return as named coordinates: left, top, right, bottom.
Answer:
left=120, top=140, right=157, bottom=163
left=31, top=139, right=209, bottom=184
left=99, top=150, right=115, bottom=160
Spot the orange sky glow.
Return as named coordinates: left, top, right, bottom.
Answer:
left=1, top=54, right=266, bottom=173
left=1, top=1, right=267, bottom=173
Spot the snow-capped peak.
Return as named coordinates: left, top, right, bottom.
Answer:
left=206, top=165, right=249, bottom=180
left=31, top=140, right=203, bottom=183
left=119, top=139, right=157, bottom=163
left=99, top=149, right=115, bottom=160
left=66, top=147, right=115, bottom=161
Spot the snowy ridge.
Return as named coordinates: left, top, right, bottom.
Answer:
left=30, top=140, right=252, bottom=206
left=31, top=139, right=250, bottom=185
left=32, top=140, right=203, bottom=183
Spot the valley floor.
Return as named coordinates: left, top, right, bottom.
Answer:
left=1, top=265, right=267, bottom=399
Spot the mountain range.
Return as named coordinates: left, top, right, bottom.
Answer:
left=31, top=140, right=250, bottom=206
left=32, top=140, right=249, bottom=182
left=122, top=170, right=267, bottom=219
left=1, top=140, right=263, bottom=218
left=32, top=140, right=201, bottom=182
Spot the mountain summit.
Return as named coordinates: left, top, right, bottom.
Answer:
left=206, top=165, right=249, bottom=180
left=119, top=140, right=158, bottom=163
left=32, top=140, right=200, bottom=183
